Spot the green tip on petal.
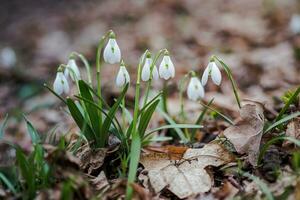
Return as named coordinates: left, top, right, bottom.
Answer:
left=109, top=31, right=116, bottom=39
left=146, top=51, right=152, bottom=58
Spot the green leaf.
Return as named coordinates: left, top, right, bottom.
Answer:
left=264, top=112, right=300, bottom=134
left=258, top=136, right=300, bottom=165
left=144, top=124, right=203, bottom=138
left=66, top=98, right=97, bottom=146
left=78, top=80, right=101, bottom=135
left=75, top=95, right=123, bottom=137
left=43, top=83, right=67, bottom=104
left=16, top=147, right=36, bottom=198
left=0, top=172, right=17, bottom=194
left=100, top=84, right=129, bottom=147
left=23, top=115, right=40, bottom=145
left=191, top=98, right=214, bottom=141
left=276, top=86, right=300, bottom=121
left=0, top=114, right=9, bottom=139
left=157, top=107, right=189, bottom=143
left=242, top=172, right=274, bottom=200
left=138, top=99, right=160, bottom=138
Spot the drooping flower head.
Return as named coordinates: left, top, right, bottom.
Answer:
left=53, top=66, right=69, bottom=95
left=64, top=58, right=81, bottom=81
left=187, top=72, right=205, bottom=101
left=103, top=32, right=121, bottom=64
left=159, top=50, right=175, bottom=80
left=141, top=52, right=159, bottom=82
left=201, top=57, right=222, bottom=86
left=115, top=60, right=130, bottom=87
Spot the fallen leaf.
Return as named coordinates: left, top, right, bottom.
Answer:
left=76, top=145, right=107, bottom=174
left=90, top=171, right=109, bottom=191
left=224, top=101, right=264, bottom=166
left=140, top=143, right=234, bottom=199
left=283, top=119, right=300, bottom=147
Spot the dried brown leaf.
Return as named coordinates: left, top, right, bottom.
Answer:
left=140, top=143, right=234, bottom=199
left=90, top=171, right=109, bottom=191
left=283, top=119, right=300, bottom=147
left=224, top=102, right=264, bottom=166
left=76, top=145, right=107, bottom=174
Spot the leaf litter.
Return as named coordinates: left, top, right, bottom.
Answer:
left=139, top=143, right=234, bottom=199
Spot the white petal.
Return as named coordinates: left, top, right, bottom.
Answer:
left=61, top=73, right=69, bottom=94
left=116, top=67, right=126, bottom=87
left=67, top=59, right=81, bottom=81
left=159, top=56, right=172, bottom=80
left=141, top=58, right=151, bottom=81
left=211, top=62, right=222, bottom=85
left=64, top=68, right=69, bottom=79
left=167, top=56, right=175, bottom=78
left=152, top=65, right=159, bottom=80
left=201, top=64, right=210, bottom=86
left=122, top=66, right=130, bottom=84
left=53, top=73, right=63, bottom=95
left=187, top=77, right=204, bottom=101
left=103, top=39, right=121, bottom=64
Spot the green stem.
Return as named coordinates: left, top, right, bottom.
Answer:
left=214, top=56, right=242, bottom=109
left=162, top=81, right=169, bottom=113
left=70, top=52, right=92, bottom=86
left=122, top=87, right=126, bottom=131
left=126, top=50, right=148, bottom=200
left=96, top=30, right=113, bottom=132
left=178, top=74, right=189, bottom=121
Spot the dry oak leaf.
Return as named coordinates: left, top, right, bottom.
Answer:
left=139, top=143, right=234, bottom=199
left=223, top=102, right=264, bottom=166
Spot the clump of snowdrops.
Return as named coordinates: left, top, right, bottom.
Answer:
left=47, top=30, right=240, bottom=199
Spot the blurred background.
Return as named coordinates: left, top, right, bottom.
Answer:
left=1, top=0, right=300, bottom=147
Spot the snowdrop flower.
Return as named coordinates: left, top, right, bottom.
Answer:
left=141, top=54, right=159, bottom=81
left=201, top=60, right=222, bottom=86
left=103, top=33, right=121, bottom=64
left=0, top=47, right=16, bottom=68
left=53, top=69, right=69, bottom=95
left=64, top=59, right=81, bottom=81
left=187, top=76, right=205, bottom=101
left=115, top=61, right=130, bottom=87
left=159, top=51, right=175, bottom=80
left=290, top=14, right=300, bottom=34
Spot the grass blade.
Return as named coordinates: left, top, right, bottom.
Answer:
left=0, top=172, right=17, bottom=194
left=264, top=112, right=300, bottom=134
left=243, top=172, right=274, bottom=200
left=275, top=86, right=300, bottom=121
left=144, top=124, right=203, bottom=139
left=43, top=83, right=67, bottom=104
left=199, top=101, right=234, bottom=125
left=157, top=107, right=189, bottom=143
left=258, top=136, right=300, bottom=165
left=191, top=98, right=214, bottom=141
left=0, top=114, right=9, bottom=139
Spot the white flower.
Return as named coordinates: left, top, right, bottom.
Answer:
left=0, top=47, right=16, bottom=68
left=159, top=55, right=175, bottom=80
left=53, top=72, right=69, bottom=95
left=187, top=77, right=205, bottom=101
left=141, top=58, right=159, bottom=81
left=116, top=65, right=130, bottom=87
left=64, top=59, right=81, bottom=81
left=103, top=38, right=121, bottom=64
left=290, top=14, right=300, bottom=34
left=201, top=61, right=222, bottom=86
